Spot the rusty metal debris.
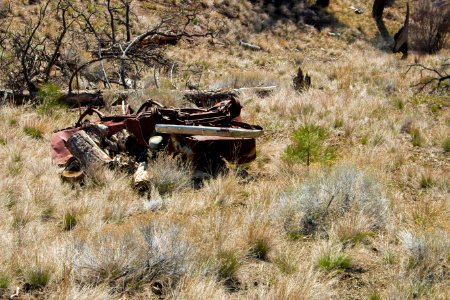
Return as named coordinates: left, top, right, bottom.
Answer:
left=51, top=96, right=263, bottom=187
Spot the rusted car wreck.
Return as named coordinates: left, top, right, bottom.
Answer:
left=51, top=96, right=263, bottom=187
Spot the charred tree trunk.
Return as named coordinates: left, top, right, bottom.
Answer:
left=125, top=2, right=131, bottom=42
left=315, top=0, right=330, bottom=7
left=372, top=0, right=388, bottom=19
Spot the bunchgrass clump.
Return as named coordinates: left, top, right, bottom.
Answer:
left=148, top=154, right=192, bottom=195
left=317, top=253, right=351, bottom=272
left=419, top=176, right=433, bottom=189
left=217, top=251, right=239, bottom=280
left=442, top=137, right=450, bottom=153
left=411, top=128, right=424, bottom=147
left=369, top=292, right=382, bottom=300
left=284, top=124, right=337, bottom=166
left=248, top=238, right=270, bottom=261
left=63, top=212, right=77, bottom=231
left=26, top=269, right=51, bottom=289
left=274, top=254, right=296, bottom=274
left=0, top=274, right=10, bottom=289
left=23, top=126, right=43, bottom=139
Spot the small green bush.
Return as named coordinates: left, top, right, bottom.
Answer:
left=23, top=126, right=43, bottom=139
left=284, top=124, right=337, bottom=166
left=36, top=83, right=64, bottom=114
left=317, top=253, right=351, bottom=271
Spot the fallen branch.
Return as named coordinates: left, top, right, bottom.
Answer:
left=239, top=40, right=262, bottom=51
left=406, top=59, right=450, bottom=91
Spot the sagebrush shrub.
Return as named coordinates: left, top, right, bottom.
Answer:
left=73, top=223, right=190, bottom=294
left=277, top=165, right=388, bottom=236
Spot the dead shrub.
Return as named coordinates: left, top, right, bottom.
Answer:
left=411, top=1, right=450, bottom=53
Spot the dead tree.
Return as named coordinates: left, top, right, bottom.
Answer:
left=372, top=0, right=388, bottom=20
left=393, top=3, right=409, bottom=58
left=315, top=0, right=330, bottom=7
left=67, top=5, right=215, bottom=93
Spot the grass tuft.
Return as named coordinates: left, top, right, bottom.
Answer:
left=442, top=137, right=450, bottom=153
left=0, top=274, right=10, bottom=289
left=411, top=128, right=424, bottom=147
left=217, top=251, right=239, bottom=280
left=23, top=126, right=43, bottom=139
left=63, top=212, right=78, bottom=231
left=27, top=270, right=51, bottom=289
left=317, top=253, right=351, bottom=272
left=248, top=238, right=270, bottom=261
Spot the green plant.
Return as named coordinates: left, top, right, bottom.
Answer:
left=317, top=253, right=351, bottom=271
left=0, top=137, right=6, bottom=145
left=443, top=137, right=450, bottom=153
left=0, top=274, right=10, bottom=289
left=23, top=126, right=43, bottom=139
left=63, top=212, right=77, bottom=231
left=27, top=269, right=51, bottom=288
left=36, top=83, right=64, bottom=114
left=334, top=118, right=344, bottom=128
left=383, top=251, right=396, bottom=265
left=287, top=230, right=303, bottom=241
left=419, top=174, right=434, bottom=189
left=411, top=128, right=424, bottom=147
left=217, top=251, right=239, bottom=279
left=392, top=98, right=404, bottom=110
left=284, top=124, right=337, bottom=166
left=369, top=291, right=382, bottom=300
left=274, top=255, right=296, bottom=274
left=248, top=238, right=270, bottom=261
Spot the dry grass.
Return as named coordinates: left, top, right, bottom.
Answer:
left=0, top=0, right=449, bottom=299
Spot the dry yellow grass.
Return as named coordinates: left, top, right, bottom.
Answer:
left=0, top=0, right=449, bottom=299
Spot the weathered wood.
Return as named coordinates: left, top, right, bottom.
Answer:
left=239, top=40, right=261, bottom=51
left=155, top=124, right=264, bottom=138
left=66, top=130, right=111, bottom=168
left=133, top=161, right=151, bottom=188
left=59, top=92, right=104, bottom=107
left=184, top=90, right=237, bottom=107
left=183, top=86, right=277, bottom=107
